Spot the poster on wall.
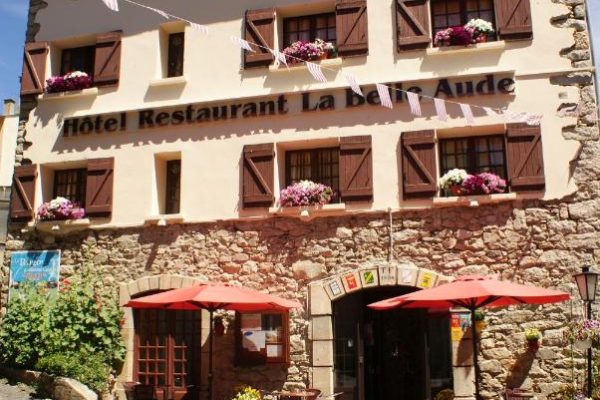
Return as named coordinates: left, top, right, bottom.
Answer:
left=9, top=250, right=61, bottom=301
left=451, top=313, right=472, bottom=342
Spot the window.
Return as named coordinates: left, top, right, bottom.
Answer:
left=167, top=33, right=185, bottom=78
left=439, top=135, right=507, bottom=178
left=285, top=147, right=339, bottom=192
left=60, top=45, right=96, bottom=76
left=283, top=13, right=336, bottom=48
left=236, top=312, right=289, bottom=365
left=165, top=160, right=181, bottom=214
left=431, top=0, right=496, bottom=39
left=53, top=168, right=87, bottom=206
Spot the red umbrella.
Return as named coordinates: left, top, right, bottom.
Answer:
left=368, top=275, right=569, bottom=399
left=126, top=283, right=302, bottom=400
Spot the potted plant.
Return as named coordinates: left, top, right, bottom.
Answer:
left=434, top=19, right=494, bottom=47
left=36, top=197, right=86, bottom=221
left=461, top=172, right=507, bottom=195
left=439, top=168, right=469, bottom=196
left=464, top=19, right=495, bottom=43
left=231, top=386, right=261, bottom=400
left=279, top=180, right=335, bottom=207
left=46, top=71, right=93, bottom=93
left=524, top=328, right=541, bottom=351
left=564, top=319, right=600, bottom=350
left=282, top=38, right=336, bottom=64
left=474, top=310, right=486, bottom=333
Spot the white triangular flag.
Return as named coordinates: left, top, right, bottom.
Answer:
left=190, top=23, right=209, bottom=34
left=376, top=84, right=393, bottom=109
left=101, top=0, right=119, bottom=11
left=434, top=98, right=448, bottom=121
left=270, top=49, right=287, bottom=66
left=406, top=92, right=421, bottom=116
left=506, top=111, right=529, bottom=123
left=460, top=103, right=475, bottom=125
left=307, top=62, right=327, bottom=83
left=149, top=7, right=169, bottom=19
left=230, top=36, right=254, bottom=52
left=344, top=74, right=363, bottom=97
left=483, top=107, right=498, bottom=116
left=526, top=114, right=543, bottom=126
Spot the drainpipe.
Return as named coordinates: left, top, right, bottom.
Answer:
left=583, top=0, right=600, bottom=121
left=388, top=208, right=393, bottom=262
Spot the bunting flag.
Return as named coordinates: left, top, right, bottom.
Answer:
left=230, top=36, right=254, bottom=52
left=376, top=84, right=393, bottom=109
left=101, top=0, right=119, bottom=11
left=483, top=107, right=498, bottom=116
left=190, top=23, right=209, bottom=34
left=345, top=74, right=363, bottom=97
left=149, top=6, right=170, bottom=19
left=506, top=111, right=529, bottom=123
left=307, top=62, right=327, bottom=83
left=270, top=49, right=287, bottom=66
left=406, top=92, right=421, bottom=116
left=460, top=103, right=475, bottom=125
left=434, top=98, right=448, bottom=121
left=526, top=114, right=543, bottom=126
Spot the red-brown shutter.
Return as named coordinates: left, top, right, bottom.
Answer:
left=495, top=0, right=533, bottom=40
left=401, top=130, right=437, bottom=199
left=396, top=0, right=431, bottom=51
left=242, top=144, right=275, bottom=207
left=20, top=42, right=49, bottom=96
left=244, top=9, right=275, bottom=68
left=339, top=135, right=373, bottom=201
left=94, top=31, right=122, bottom=86
left=86, top=157, right=114, bottom=216
left=336, top=0, right=369, bottom=58
left=10, top=164, right=38, bottom=221
left=506, top=123, right=544, bottom=191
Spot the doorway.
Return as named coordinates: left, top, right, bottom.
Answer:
left=333, top=287, right=453, bottom=400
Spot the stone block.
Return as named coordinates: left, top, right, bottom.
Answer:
left=126, top=281, right=140, bottom=297
left=148, top=275, right=160, bottom=290
left=321, top=278, right=345, bottom=302
left=137, top=277, right=150, bottom=293
left=119, top=284, right=130, bottom=306
left=453, top=365, right=475, bottom=397
left=416, top=268, right=439, bottom=289
left=171, top=275, right=183, bottom=288
left=309, top=283, right=332, bottom=316
left=310, top=316, right=333, bottom=340
left=358, top=267, right=379, bottom=288
left=292, top=260, right=325, bottom=280
left=310, top=366, right=334, bottom=394
left=159, top=274, right=172, bottom=290
left=312, top=340, right=334, bottom=367
left=340, top=270, right=362, bottom=293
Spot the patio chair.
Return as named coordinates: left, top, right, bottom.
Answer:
left=316, top=392, right=344, bottom=399
left=505, top=388, right=535, bottom=400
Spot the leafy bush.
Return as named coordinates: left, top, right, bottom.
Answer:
left=36, top=351, right=110, bottom=393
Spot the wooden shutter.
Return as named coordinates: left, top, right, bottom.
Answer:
left=335, top=0, right=369, bottom=57
left=396, top=0, right=431, bottom=51
left=242, top=144, right=275, bottom=207
left=244, top=9, right=275, bottom=68
left=339, top=136, right=373, bottom=201
left=94, top=31, right=122, bottom=86
left=495, top=0, right=533, bottom=40
left=86, top=157, right=114, bottom=216
left=21, top=42, right=49, bottom=95
left=401, top=130, right=437, bottom=199
left=506, top=123, right=544, bottom=191
left=10, top=165, right=37, bottom=221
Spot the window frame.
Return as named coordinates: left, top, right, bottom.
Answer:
left=235, top=311, right=290, bottom=366
left=430, top=0, right=498, bottom=41
left=167, top=32, right=185, bottom=78
left=60, top=45, right=96, bottom=77
left=164, top=159, right=181, bottom=215
left=284, top=147, right=340, bottom=193
left=282, top=12, right=337, bottom=49
left=53, top=168, right=87, bottom=206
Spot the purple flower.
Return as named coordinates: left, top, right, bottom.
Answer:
left=36, top=197, right=86, bottom=221
left=279, top=181, right=335, bottom=207
left=45, top=71, right=92, bottom=93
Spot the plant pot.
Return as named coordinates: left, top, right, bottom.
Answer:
left=450, top=185, right=463, bottom=196
left=526, top=339, right=540, bottom=352
left=475, top=320, right=486, bottom=333
left=574, top=339, right=592, bottom=350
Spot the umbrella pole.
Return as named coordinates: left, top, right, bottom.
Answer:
left=471, top=308, right=480, bottom=400
left=208, top=309, right=214, bottom=400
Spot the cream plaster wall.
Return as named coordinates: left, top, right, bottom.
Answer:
left=23, top=0, right=581, bottom=227
left=0, top=115, right=18, bottom=187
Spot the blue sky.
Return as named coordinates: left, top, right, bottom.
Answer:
left=0, top=1, right=599, bottom=105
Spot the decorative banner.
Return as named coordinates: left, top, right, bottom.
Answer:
left=434, top=98, right=448, bottom=121
left=230, top=36, right=253, bottom=52
left=323, top=277, right=345, bottom=300
left=101, top=0, right=119, bottom=11
left=407, top=91, right=422, bottom=116
left=526, top=114, right=543, bottom=126
left=307, top=62, right=327, bottom=83
left=378, top=264, right=397, bottom=286
left=460, top=103, right=475, bottom=125
left=416, top=269, right=438, bottom=289
left=451, top=313, right=472, bottom=342
left=149, top=6, right=170, bottom=19
left=397, top=264, right=419, bottom=286
left=345, top=74, right=363, bottom=97
left=270, top=49, right=287, bottom=66
left=359, top=268, right=379, bottom=288
left=341, top=271, right=362, bottom=293
left=9, top=250, right=61, bottom=300
left=376, top=83, right=393, bottom=109
left=483, top=107, right=498, bottom=116
left=190, top=23, right=209, bottom=34
left=506, top=111, right=529, bottom=123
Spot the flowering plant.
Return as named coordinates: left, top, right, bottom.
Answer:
left=524, top=328, right=541, bottom=341
left=279, top=180, right=335, bottom=207
left=37, top=197, right=86, bottom=221
left=231, top=386, right=261, bottom=400
left=434, top=19, right=494, bottom=47
left=462, top=172, right=507, bottom=195
left=46, top=71, right=93, bottom=93
left=283, top=38, right=335, bottom=64
left=465, top=18, right=494, bottom=39
left=564, top=319, right=600, bottom=344
left=439, top=169, right=469, bottom=190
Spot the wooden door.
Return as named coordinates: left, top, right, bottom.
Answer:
left=135, top=309, right=201, bottom=400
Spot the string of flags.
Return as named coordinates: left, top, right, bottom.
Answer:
left=97, top=0, right=576, bottom=127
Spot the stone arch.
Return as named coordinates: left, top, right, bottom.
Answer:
left=306, top=262, right=472, bottom=397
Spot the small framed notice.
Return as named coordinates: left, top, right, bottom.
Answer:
left=266, top=344, right=283, bottom=358
left=236, top=312, right=289, bottom=365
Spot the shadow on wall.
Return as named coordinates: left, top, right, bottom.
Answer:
left=506, top=349, right=536, bottom=389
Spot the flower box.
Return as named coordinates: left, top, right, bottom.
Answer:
left=281, top=39, right=336, bottom=64
left=434, top=19, right=495, bottom=48
left=34, top=218, right=91, bottom=235
left=37, top=197, right=86, bottom=222
left=46, top=71, right=93, bottom=94
left=269, top=203, right=346, bottom=219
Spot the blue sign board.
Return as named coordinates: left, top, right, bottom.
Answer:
left=9, top=250, right=61, bottom=294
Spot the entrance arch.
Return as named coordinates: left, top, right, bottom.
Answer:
left=308, top=262, right=474, bottom=400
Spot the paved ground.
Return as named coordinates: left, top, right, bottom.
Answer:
left=0, top=378, right=49, bottom=400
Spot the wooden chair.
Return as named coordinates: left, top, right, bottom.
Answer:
left=306, top=389, right=322, bottom=400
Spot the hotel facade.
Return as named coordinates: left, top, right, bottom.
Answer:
left=3, top=0, right=599, bottom=399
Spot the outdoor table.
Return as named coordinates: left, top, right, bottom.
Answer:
left=271, top=390, right=321, bottom=400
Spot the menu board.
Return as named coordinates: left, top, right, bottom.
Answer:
left=238, top=312, right=287, bottom=363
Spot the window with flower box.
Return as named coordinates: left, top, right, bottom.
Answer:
left=285, top=147, right=340, bottom=192
left=53, top=168, right=87, bottom=206
left=431, top=0, right=496, bottom=38
left=61, top=46, right=96, bottom=76
left=235, top=312, right=290, bottom=366
left=283, top=13, right=337, bottom=48
left=439, top=135, right=507, bottom=178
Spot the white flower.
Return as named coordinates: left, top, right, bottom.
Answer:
left=439, top=169, right=469, bottom=189
left=465, top=19, right=494, bottom=34
left=49, top=196, right=69, bottom=210
left=65, top=71, right=89, bottom=79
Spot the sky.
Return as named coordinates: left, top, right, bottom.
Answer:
left=0, top=1, right=599, bottom=107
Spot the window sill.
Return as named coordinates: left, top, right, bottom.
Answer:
left=432, top=192, right=516, bottom=207
left=144, top=214, right=185, bottom=226
left=426, top=40, right=506, bottom=56
left=29, top=218, right=91, bottom=235
left=38, top=87, right=99, bottom=101
left=268, top=203, right=346, bottom=219
left=148, top=76, right=188, bottom=88
left=268, top=57, right=342, bottom=72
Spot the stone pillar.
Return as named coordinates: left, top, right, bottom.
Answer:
left=451, top=309, right=476, bottom=400
left=308, top=282, right=334, bottom=394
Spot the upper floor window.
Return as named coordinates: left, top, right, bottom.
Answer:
left=283, top=13, right=337, bottom=48
left=431, top=0, right=496, bottom=40
left=167, top=32, right=185, bottom=78
left=53, top=168, right=87, bottom=206
left=61, top=46, right=96, bottom=76
left=285, top=147, right=339, bottom=193
left=439, top=135, right=507, bottom=178
left=165, top=160, right=181, bottom=214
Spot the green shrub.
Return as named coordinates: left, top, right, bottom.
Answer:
left=36, top=351, right=110, bottom=393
